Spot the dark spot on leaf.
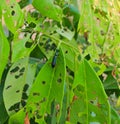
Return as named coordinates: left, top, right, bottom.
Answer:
left=19, top=72, right=24, bottom=76
left=40, top=97, right=46, bottom=103
left=21, top=100, right=26, bottom=107
left=25, top=41, right=33, bottom=48
left=59, top=73, right=62, bottom=77
left=85, top=54, right=90, bottom=60
left=36, top=114, right=42, bottom=119
left=90, top=100, right=94, bottom=104
left=65, top=50, right=68, bottom=54
left=39, top=42, right=43, bottom=46
left=16, top=90, right=20, bottom=93
left=22, top=92, right=28, bottom=99
left=77, top=122, right=81, bottom=124
left=44, top=44, right=50, bottom=50
left=23, top=84, right=29, bottom=92
left=8, top=102, right=20, bottom=111
left=77, top=54, right=81, bottom=61
left=8, top=105, right=14, bottom=111
left=19, top=67, right=25, bottom=73
left=50, top=43, right=56, bottom=51
left=29, top=22, right=36, bottom=28
left=15, top=75, right=20, bottom=79
left=24, top=33, right=27, bottom=37
left=30, top=109, right=32, bottom=113
left=35, top=102, right=40, bottom=106
left=10, top=66, right=19, bottom=73
left=63, top=27, right=67, bottom=31
left=11, top=10, right=15, bottom=16
left=33, top=92, right=40, bottom=96
left=6, top=85, right=12, bottom=90
left=57, top=78, right=62, bottom=83
left=11, top=5, right=14, bottom=8
left=42, top=81, right=46, bottom=85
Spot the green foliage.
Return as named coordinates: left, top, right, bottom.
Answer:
left=0, top=0, right=120, bottom=124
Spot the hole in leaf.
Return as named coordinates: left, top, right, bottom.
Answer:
left=19, top=67, right=25, bottom=73
left=29, top=22, right=36, bottom=28
left=42, top=81, right=46, bottom=85
left=90, top=111, right=96, bottom=117
left=22, top=92, right=28, bottom=99
left=11, top=5, right=14, bottom=8
left=40, top=97, right=46, bottom=103
left=16, top=90, right=20, bottom=93
left=57, top=78, right=62, bottom=83
left=15, top=75, right=20, bottom=79
left=85, top=54, right=90, bottom=60
left=90, top=100, right=94, bottom=104
left=10, top=66, right=19, bottom=73
left=6, top=85, right=12, bottom=90
left=33, top=92, right=40, bottom=96
left=36, top=114, right=42, bottom=119
left=8, top=102, right=20, bottom=111
left=21, top=100, right=26, bottom=107
left=77, top=122, right=81, bottom=124
left=65, top=50, right=68, bottom=54
left=50, top=43, right=56, bottom=51
left=25, top=41, right=33, bottom=48
left=23, top=84, right=29, bottom=92
left=19, top=72, right=24, bottom=76
left=11, top=10, right=15, bottom=16
left=39, top=42, right=43, bottom=46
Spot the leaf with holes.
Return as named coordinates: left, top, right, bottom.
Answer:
left=0, top=23, right=10, bottom=82
left=9, top=108, right=26, bottom=124
left=12, top=35, right=34, bottom=63
left=70, top=59, right=111, bottom=124
left=3, top=57, right=37, bottom=115
left=61, top=42, right=76, bottom=71
left=26, top=48, right=66, bottom=123
left=2, top=0, right=24, bottom=33
left=32, top=0, right=62, bottom=22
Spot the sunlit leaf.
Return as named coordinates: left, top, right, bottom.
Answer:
left=0, top=24, right=10, bottom=82
left=32, top=0, right=63, bottom=22
left=9, top=109, right=26, bottom=124
left=70, top=59, right=111, bottom=124
left=3, top=57, right=37, bottom=115
left=26, top=48, right=66, bottom=123
left=2, top=0, right=24, bottom=33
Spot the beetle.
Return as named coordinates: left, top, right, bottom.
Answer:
left=51, top=49, right=59, bottom=68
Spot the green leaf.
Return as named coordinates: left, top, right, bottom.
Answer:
left=3, top=57, right=37, bottom=115
left=70, top=59, right=111, bottom=124
left=103, top=71, right=119, bottom=90
left=26, top=48, right=66, bottom=123
left=12, top=35, right=34, bottom=62
left=111, top=107, right=120, bottom=124
left=9, top=109, right=26, bottom=124
left=56, top=27, right=75, bottom=41
left=32, top=0, right=63, bottom=22
left=2, top=0, right=24, bottom=33
left=0, top=24, right=10, bottom=82
left=0, top=83, right=8, bottom=124
left=61, top=43, right=76, bottom=71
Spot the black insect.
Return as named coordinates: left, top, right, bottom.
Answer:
left=51, top=49, right=59, bottom=68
